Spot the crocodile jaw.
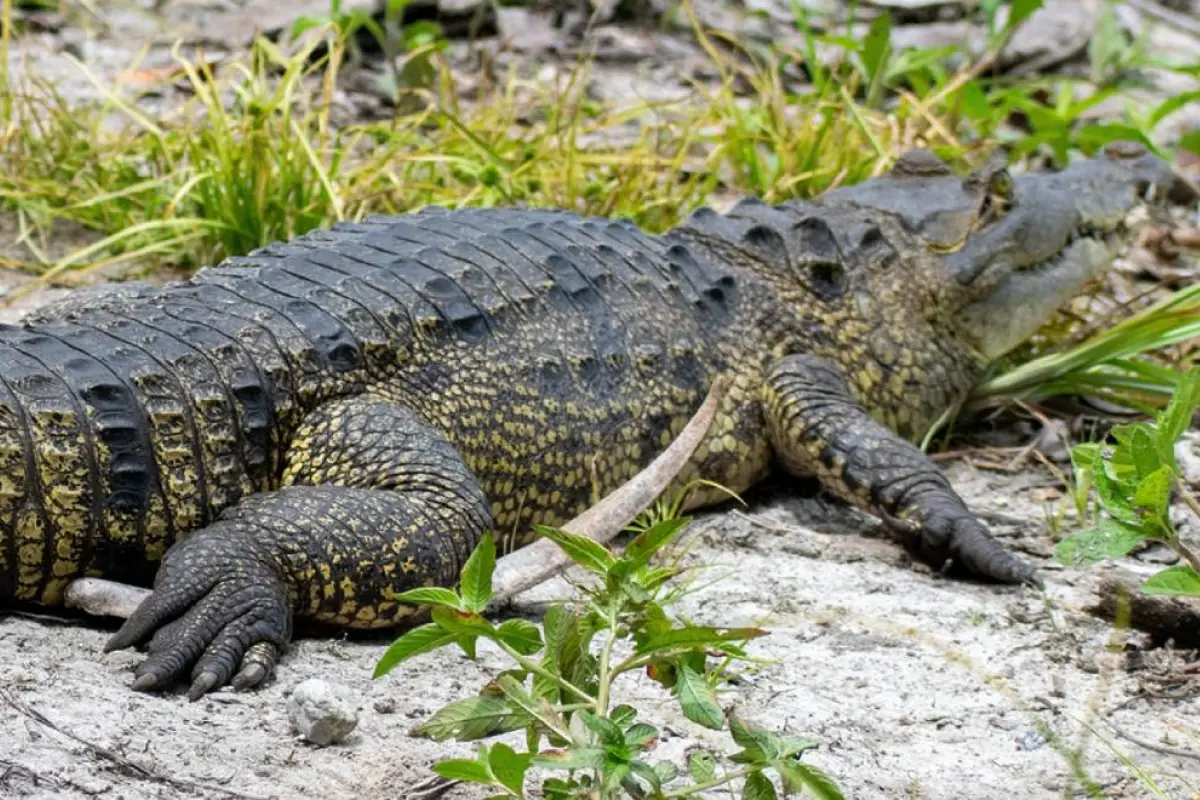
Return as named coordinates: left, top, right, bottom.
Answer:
left=957, top=235, right=1113, bottom=361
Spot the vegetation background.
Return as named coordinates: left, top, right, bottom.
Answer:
left=0, top=0, right=1197, bottom=798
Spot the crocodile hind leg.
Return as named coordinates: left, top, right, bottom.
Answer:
left=762, top=354, right=1038, bottom=585
left=105, top=395, right=492, bottom=699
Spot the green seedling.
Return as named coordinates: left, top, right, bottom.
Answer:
left=1056, top=366, right=1200, bottom=596
left=375, top=504, right=842, bottom=799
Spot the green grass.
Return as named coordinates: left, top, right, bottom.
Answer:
left=972, top=284, right=1200, bottom=411
left=0, top=22, right=904, bottom=287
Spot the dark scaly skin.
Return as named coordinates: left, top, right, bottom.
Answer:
left=0, top=142, right=1179, bottom=699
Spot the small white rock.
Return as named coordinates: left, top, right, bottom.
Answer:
left=287, top=678, right=359, bottom=746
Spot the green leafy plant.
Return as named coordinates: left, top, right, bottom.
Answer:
left=1055, top=366, right=1200, bottom=596
left=374, top=509, right=842, bottom=799
left=292, top=0, right=447, bottom=100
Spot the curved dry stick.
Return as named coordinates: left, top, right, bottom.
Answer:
left=64, top=375, right=731, bottom=620
left=65, top=576, right=148, bottom=620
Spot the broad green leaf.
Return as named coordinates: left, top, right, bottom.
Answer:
left=625, top=723, right=660, bottom=750
left=541, top=605, right=569, bottom=651
left=1007, top=0, right=1044, bottom=29
left=625, top=517, right=690, bottom=567
left=730, top=717, right=769, bottom=765
left=980, top=0, right=1003, bottom=24
left=959, top=81, right=991, bottom=122
left=1089, top=464, right=1139, bottom=524
left=542, top=778, right=577, bottom=800
left=653, top=760, right=679, bottom=784
left=533, top=747, right=606, bottom=770
left=602, top=763, right=632, bottom=794
left=495, top=675, right=567, bottom=738
left=779, top=762, right=845, bottom=800
left=688, top=750, right=717, bottom=783
left=729, top=716, right=788, bottom=764
left=290, top=14, right=328, bottom=39
left=645, top=660, right=677, bottom=689
left=495, top=619, right=543, bottom=655
left=455, top=633, right=479, bottom=660
left=533, top=525, right=615, bottom=574
left=1071, top=442, right=1102, bottom=475
left=675, top=665, right=725, bottom=730
left=1055, top=518, right=1147, bottom=566
left=431, top=605, right=495, bottom=638
left=579, top=710, right=626, bottom=748
left=414, top=695, right=529, bottom=741
left=1075, top=124, right=1153, bottom=153
left=628, top=759, right=663, bottom=795
left=743, top=770, right=779, bottom=800
left=542, top=608, right=597, bottom=692
left=374, top=622, right=457, bottom=678
left=635, top=602, right=674, bottom=645
left=1181, top=129, right=1200, bottom=156
left=610, top=704, right=638, bottom=729
left=1133, top=466, right=1172, bottom=518
left=642, top=565, right=684, bottom=591
left=774, top=734, right=820, bottom=760
left=392, top=586, right=463, bottom=610
left=539, top=605, right=571, bottom=688
left=636, top=625, right=768, bottom=656
left=1130, top=425, right=1163, bottom=480
left=433, top=757, right=493, bottom=785
left=460, top=533, right=496, bottom=613
left=1142, top=564, right=1200, bottom=596
left=487, top=742, right=532, bottom=797
left=1157, top=367, right=1200, bottom=468
left=861, top=12, right=892, bottom=86
left=402, top=19, right=446, bottom=50
left=1108, top=424, right=1141, bottom=480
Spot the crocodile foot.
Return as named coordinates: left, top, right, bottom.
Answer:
left=104, top=533, right=291, bottom=701
left=900, top=504, right=1042, bottom=588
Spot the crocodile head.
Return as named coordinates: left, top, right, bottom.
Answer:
left=820, top=141, right=1180, bottom=360
left=674, top=141, right=1180, bottom=438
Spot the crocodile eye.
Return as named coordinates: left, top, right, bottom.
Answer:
left=988, top=169, right=1013, bottom=201
left=978, top=168, right=1014, bottom=224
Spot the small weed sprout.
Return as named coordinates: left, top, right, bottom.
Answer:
left=374, top=498, right=842, bottom=799
left=1056, top=366, right=1200, bottom=596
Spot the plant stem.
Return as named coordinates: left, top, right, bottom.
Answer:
left=594, top=612, right=620, bottom=716
left=1170, top=477, right=1200, bottom=574
left=495, top=641, right=597, bottom=708
left=664, top=766, right=759, bottom=797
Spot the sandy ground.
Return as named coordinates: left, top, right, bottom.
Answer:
left=1, top=1, right=1199, bottom=798
left=2, top=463, right=1198, bottom=800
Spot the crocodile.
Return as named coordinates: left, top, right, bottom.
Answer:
left=0, top=141, right=1177, bottom=700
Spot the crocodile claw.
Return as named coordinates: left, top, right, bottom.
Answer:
left=105, top=533, right=292, bottom=699
left=904, top=508, right=1040, bottom=588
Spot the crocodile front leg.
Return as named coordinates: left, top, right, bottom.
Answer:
left=762, top=354, right=1038, bottom=585
left=105, top=395, right=492, bottom=699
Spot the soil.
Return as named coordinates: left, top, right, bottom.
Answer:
left=1, top=2, right=1199, bottom=799
left=3, top=466, right=1198, bottom=799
